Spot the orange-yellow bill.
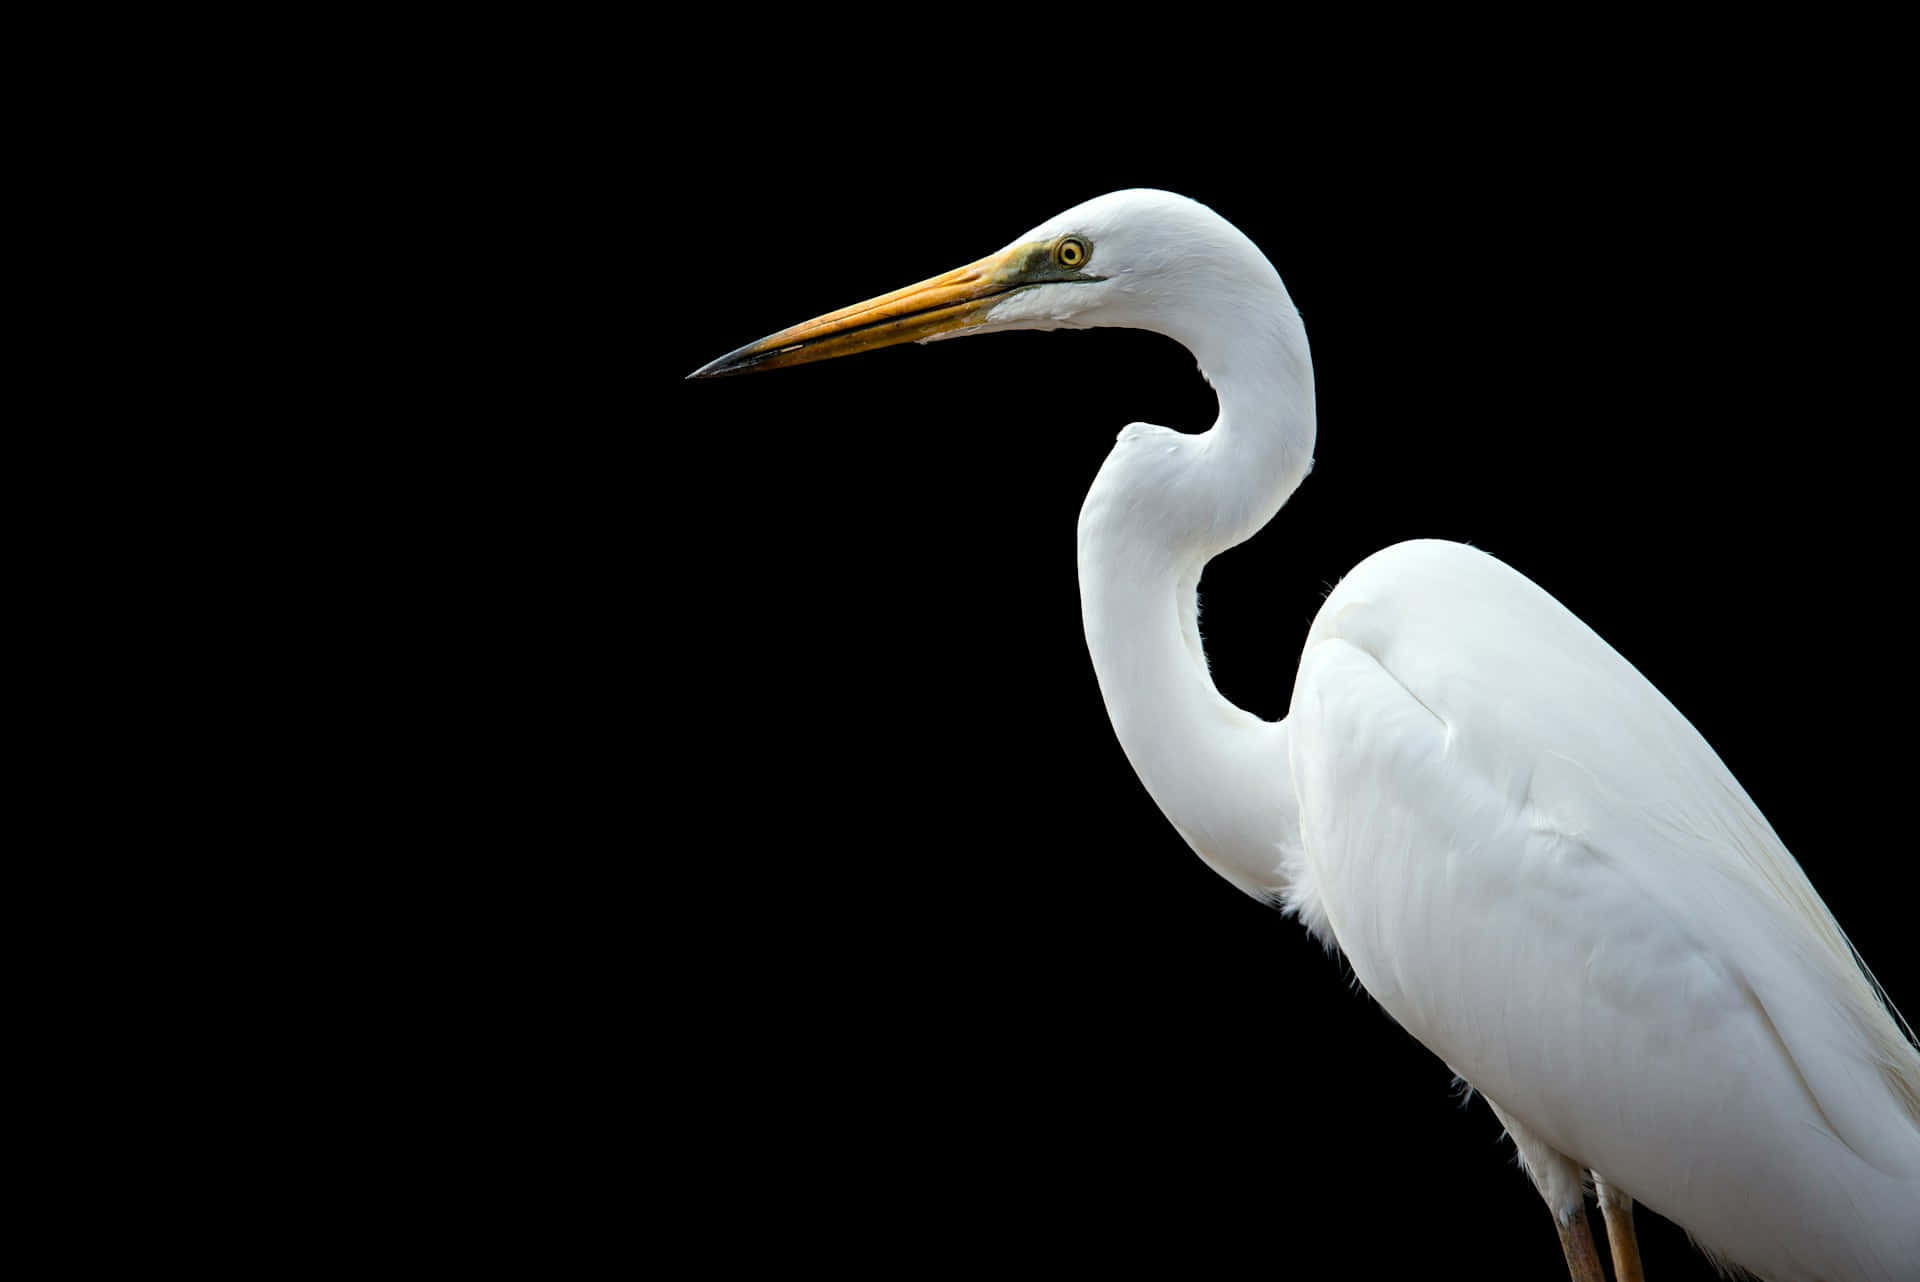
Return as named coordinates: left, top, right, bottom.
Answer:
left=689, top=241, right=1057, bottom=379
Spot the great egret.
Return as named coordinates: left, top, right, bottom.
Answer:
left=691, top=189, right=1920, bottom=1282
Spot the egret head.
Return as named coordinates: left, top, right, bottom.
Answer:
left=689, top=189, right=1291, bottom=379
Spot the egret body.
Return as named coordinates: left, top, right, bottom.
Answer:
left=693, top=190, right=1920, bottom=1282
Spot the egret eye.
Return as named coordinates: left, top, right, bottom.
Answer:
left=1054, top=236, right=1090, bottom=269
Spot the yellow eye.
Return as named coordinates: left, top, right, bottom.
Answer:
left=1054, top=236, right=1090, bottom=269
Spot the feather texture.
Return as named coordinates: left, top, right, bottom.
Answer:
left=1289, top=540, right=1920, bottom=1280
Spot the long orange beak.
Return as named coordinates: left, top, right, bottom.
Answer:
left=689, top=243, right=1047, bottom=379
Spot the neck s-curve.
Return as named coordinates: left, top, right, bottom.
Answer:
left=1074, top=278, right=1315, bottom=900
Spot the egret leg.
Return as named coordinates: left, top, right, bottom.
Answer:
left=1554, top=1206, right=1608, bottom=1282
left=1595, top=1176, right=1644, bottom=1282
left=1485, top=1097, right=1605, bottom=1282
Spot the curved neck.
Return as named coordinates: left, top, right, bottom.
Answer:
left=1075, top=294, right=1314, bottom=899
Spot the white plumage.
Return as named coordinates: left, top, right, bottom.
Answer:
left=696, top=189, right=1920, bottom=1281
left=1290, top=541, right=1919, bottom=1279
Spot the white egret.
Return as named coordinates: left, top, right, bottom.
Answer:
left=691, top=189, right=1920, bottom=1282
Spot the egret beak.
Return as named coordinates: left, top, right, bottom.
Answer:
left=689, top=243, right=1049, bottom=379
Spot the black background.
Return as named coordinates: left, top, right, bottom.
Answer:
left=643, top=57, right=1912, bottom=1278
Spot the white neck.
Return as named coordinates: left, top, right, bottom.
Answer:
left=1075, top=285, right=1314, bottom=900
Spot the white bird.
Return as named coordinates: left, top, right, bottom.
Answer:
left=692, top=190, right=1920, bottom=1282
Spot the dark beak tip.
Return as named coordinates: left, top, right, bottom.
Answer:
left=687, top=341, right=768, bottom=380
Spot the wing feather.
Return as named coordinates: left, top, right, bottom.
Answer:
left=1288, top=540, right=1920, bottom=1279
